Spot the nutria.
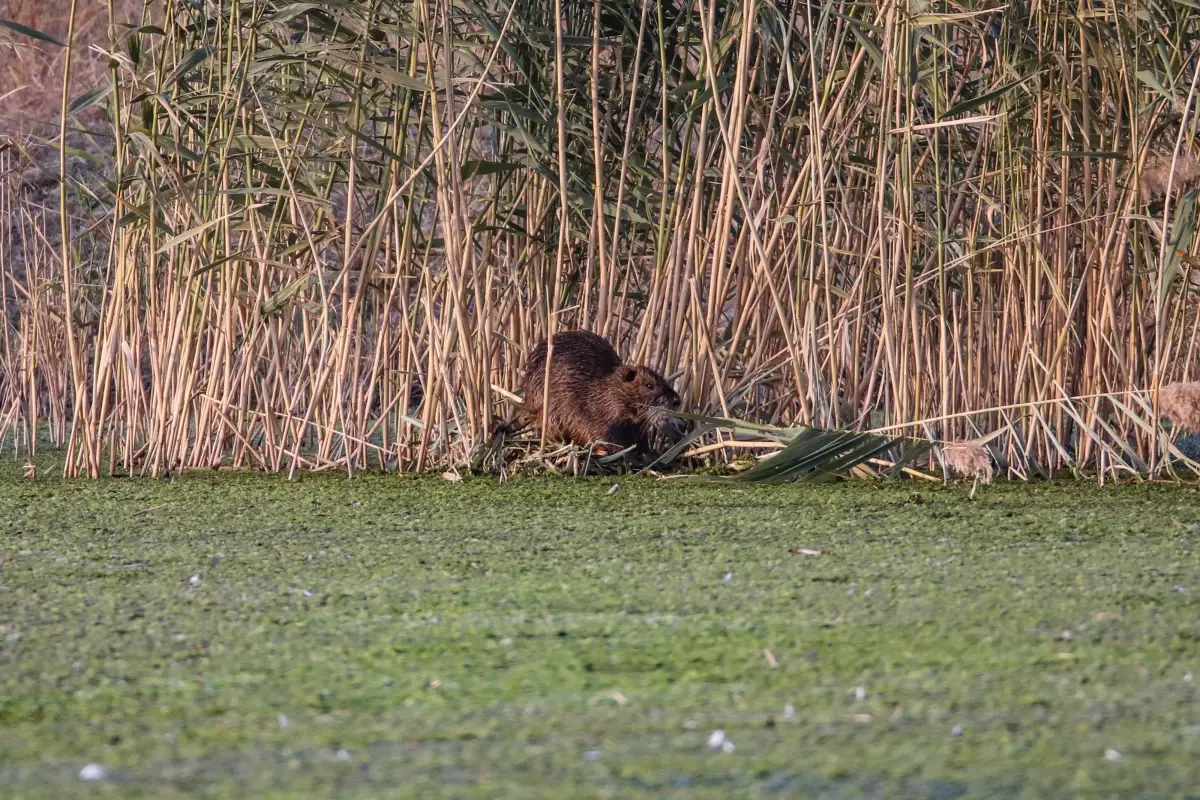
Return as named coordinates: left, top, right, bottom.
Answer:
left=498, top=330, right=682, bottom=457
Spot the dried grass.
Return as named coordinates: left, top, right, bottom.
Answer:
left=0, top=0, right=145, bottom=135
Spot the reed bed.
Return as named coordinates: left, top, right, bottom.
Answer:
left=2, top=0, right=1200, bottom=480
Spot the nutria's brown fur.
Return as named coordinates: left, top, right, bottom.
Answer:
left=501, top=331, right=682, bottom=456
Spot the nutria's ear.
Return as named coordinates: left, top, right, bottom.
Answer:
left=620, top=367, right=638, bottom=382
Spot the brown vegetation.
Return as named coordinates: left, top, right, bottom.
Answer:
left=0, top=0, right=144, bottom=135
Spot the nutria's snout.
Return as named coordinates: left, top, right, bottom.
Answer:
left=658, top=388, right=683, bottom=435
left=628, top=368, right=684, bottom=443
left=660, top=392, right=685, bottom=443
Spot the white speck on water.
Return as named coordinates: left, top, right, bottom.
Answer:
left=783, top=703, right=795, bottom=720
left=723, top=572, right=733, bottom=582
left=852, top=686, right=867, bottom=701
left=278, top=714, right=290, bottom=729
left=707, top=729, right=725, bottom=749
left=303, top=590, right=313, bottom=597
left=79, top=764, right=105, bottom=782
left=188, top=575, right=200, bottom=585
left=1175, top=586, right=1187, bottom=593
left=585, top=750, right=602, bottom=762
left=721, top=741, right=736, bottom=754
left=952, top=724, right=963, bottom=737
left=500, top=637, right=513, bottom=647
left=1105, top=749, right=1122, bottom=762
left=1060, top=629, right=1073, bottom=641
left=336, top=749, right=351, bottom=761
left=1186, top=672, right=1194, bottom=684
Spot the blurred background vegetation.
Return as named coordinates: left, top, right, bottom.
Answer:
left=2, top=0, right=1200, bottom=479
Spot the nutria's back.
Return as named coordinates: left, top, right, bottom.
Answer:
left=522, top=331, right=622, bottom=386
left=512, top=330, right=681, bottom=455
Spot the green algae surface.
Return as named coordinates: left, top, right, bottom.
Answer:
left=2, top=462, right=1200, bottom=798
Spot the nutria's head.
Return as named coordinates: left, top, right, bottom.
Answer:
left=615, top=365, right=682, bottom=438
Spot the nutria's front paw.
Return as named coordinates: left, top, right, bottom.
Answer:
left=601, top=419, right=642, bottom=452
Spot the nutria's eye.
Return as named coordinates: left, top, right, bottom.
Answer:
left=621, top=367, right=637, bottom=382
